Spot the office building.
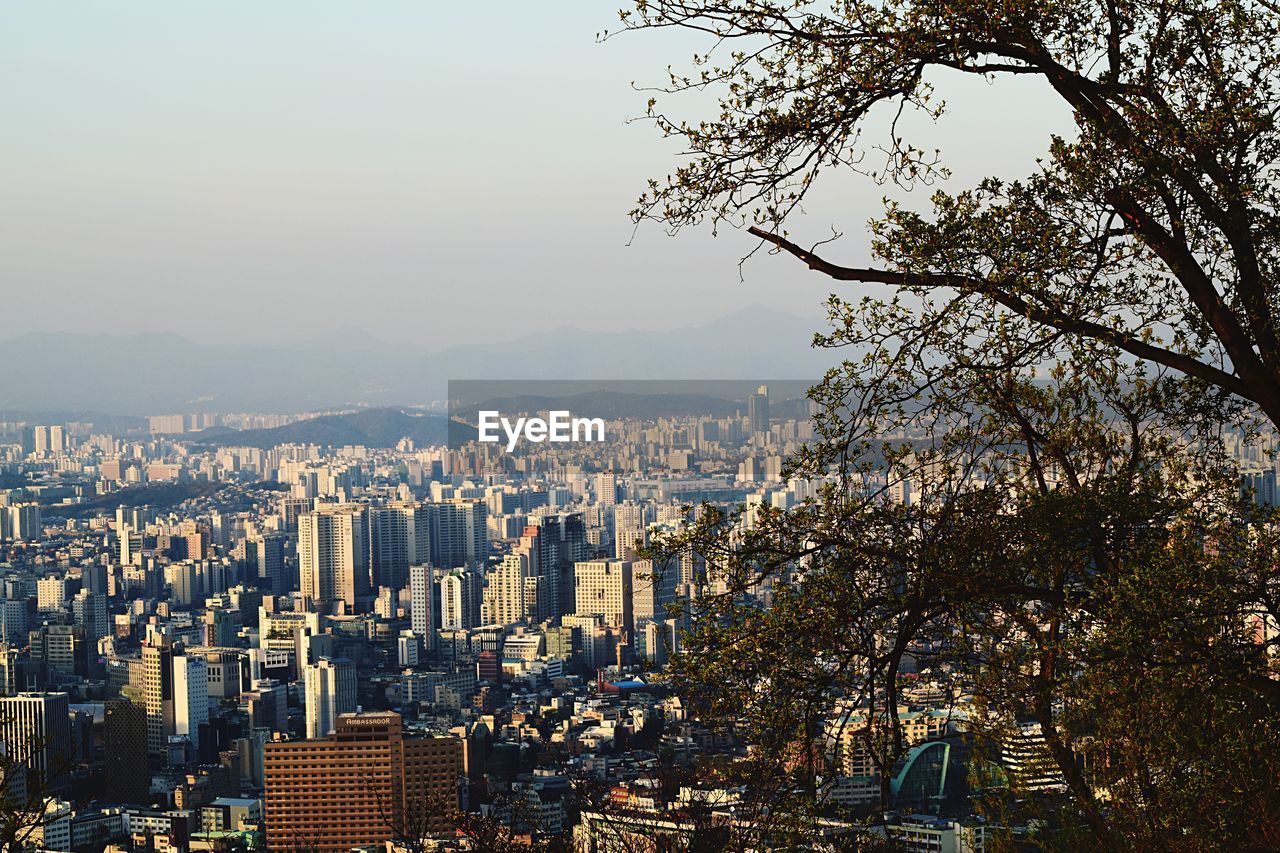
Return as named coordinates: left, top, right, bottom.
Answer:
left=8, top=504, right=42, bottom=542
left=172, top=651, right=209, bottom=755
left=748, top=384, right=770, bottom=436
left=263, top=712, right=462, bottom=852
left=574, top=560, right=634, bottom=638
left=246, top=533, right=286, bottom=594
left=103, top=700, right=150, bottom=805
left=72, top=590, right=110, bottom=645
left=532, top=513, right=587, bottom=620
left=0, top=692, right=72, bottom=795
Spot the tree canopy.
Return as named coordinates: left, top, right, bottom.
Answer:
left=622, top=1, right=1280, bottom=848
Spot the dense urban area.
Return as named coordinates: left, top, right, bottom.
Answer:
left=1, top=389, right=1276, bottom=853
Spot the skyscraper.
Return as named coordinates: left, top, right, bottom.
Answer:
left=102, top=699, right=149, bottom=805
left=613, top=501, right=651, bottom=561
left=574, top=559, right=635, bottom=638
left=303, top=656, right=357, bottom=739
left=748, top=384, right=770, bottom=436
left=0, top=692, right=72, bottom=795
left=426, top=499, right=487, bottom=569
left=32, top=425, right=65, bottom=457
left=247, top=533, right=286, bottom=594
left=481, top=554, right=539, bottom=627
left=368, top=502, right=427, bottom=591
left=595, top=472, right=618, bottom=509
left=440, top=571, right=482, bottom=631
left=298, top=505, right=369, bottom=611
left=142, top=640, right=175, bottom=758
left=533, top=512, right=588, bottom=620
left=172, top=650, right=209, bottom=755
left=408, top=564, right=435, bottom=653
left=7, top=504, right=42, bottom=542
left=72, top=589, right=109, bottom=645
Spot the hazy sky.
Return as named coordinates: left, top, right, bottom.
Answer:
left=0, top=3, right=1072, bottom=348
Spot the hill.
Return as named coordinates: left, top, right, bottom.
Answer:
left=188, top=409, right=458, bottom=449
left=0, top=305, right=834, bottom=414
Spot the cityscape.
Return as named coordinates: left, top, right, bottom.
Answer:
left=0, top=389, right=862, bottom=851
left=6, top=1, right=1280, bottom=851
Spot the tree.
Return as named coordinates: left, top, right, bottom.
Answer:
left=620, top=1, right=1280, bottom=848
left=620, top=0, right=1280, bottom=427
left=0, top=717, right=77, bottom=852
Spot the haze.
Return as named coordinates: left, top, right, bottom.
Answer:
left=0, top=2, right=1072, bottom=348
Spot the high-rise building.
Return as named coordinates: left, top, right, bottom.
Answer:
left=142, top=639, right=175, bottom=758
left=303, top=656, right=357, bottom=739
left=0, top=692, right=72, bottom=795
left=440, top=571, right=482, bottom=631
left=613, top=501, right=651, bottom=561
left=481, top=554, right=538, bottom=627
left=262, top=712, right=463, bottom=852
left=7, top=504, right=42, bottom=542
left=408, top=564, right=435, bottom=653
left=748, top=384, right=770, bottom=436
left=103, top=699, right=149, bottom=805
left=574, top=560, right=634, bottom=638
left=247, top=533, right=287, bottom=594
left=17, top=427, right=33, bottom=457
left=244, top=679, right=289, bottom=734
left=81, top=562, right=109, bottom=596
left=367, top=502, right=426, bottom=591
left=277, top=497, right=313, bottom=533
left=172, top=650, right=209, bottom=755
left=32, top=425, right=65, bottom=457
left=0, top=601, right=28, bottom=647
left=426, top=499, right=487, bottom=569
left=397, top=631, right=420, bottom=667
left=532, top=513, right=588, bottom=620
left=36, top=576, right=66, bottom=612
left=595, top=473, right=618, bottom=509
left=72, top=589, right=110, bottom=645
left=30, top=624, right=86, bottom=679
left=298, top=505, right=369, bottom=611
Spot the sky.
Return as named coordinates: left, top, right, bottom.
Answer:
left=0, top=3, right=1073, bottom=349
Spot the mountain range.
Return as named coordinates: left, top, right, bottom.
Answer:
left=187, top=408, right=456, bottom=449
left=0, top=305, right=835, bottom=415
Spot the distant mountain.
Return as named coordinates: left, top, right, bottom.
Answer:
left=5, top=331, right=429, bottom=414
left=431, top=304, right=829, bottom=387
left=0, top=305, right=835, bottom=415
left=188, top=408, right=457, bottom=449
left=0, top=410, right=147, bottom=434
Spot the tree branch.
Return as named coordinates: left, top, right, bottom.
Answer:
left=748, top=225, right=1253, bottom=400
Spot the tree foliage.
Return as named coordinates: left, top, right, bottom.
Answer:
left=620, top=0, right=1280, bottom=848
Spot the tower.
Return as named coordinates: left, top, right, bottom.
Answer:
left=748, top=384, right=770, bottom=437
left=298, top=505, right=369, bottom=611
left=408, top=564, right=435, bottom=653
left=303, top=656, right=357, bottom=739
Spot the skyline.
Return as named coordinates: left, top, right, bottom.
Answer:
left=0, top=1, right=1274, bottom=848
left=1, top=3, right=1071, bottom=348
